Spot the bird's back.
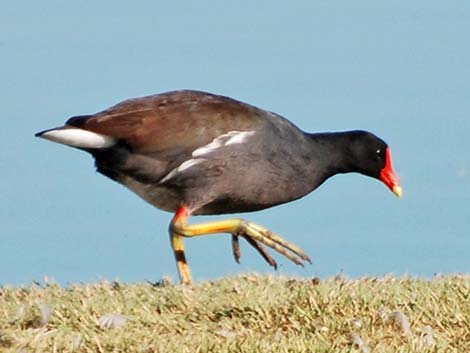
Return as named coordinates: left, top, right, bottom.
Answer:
left=66, top=90, right=268, bottom=155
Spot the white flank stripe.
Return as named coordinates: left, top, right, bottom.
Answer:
left=192, top=130, right=255, bottom=157
left=177, top=158, right=204, bottom=173
left=160, top=158, right=205, bottom=183
left=38, top=127, right=117, bottom=149
left=225, top=130, right=256, bottom=145
left=192, top=138, right=225, bottom=157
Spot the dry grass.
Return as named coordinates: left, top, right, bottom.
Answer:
left=0, top=274, right=469, bottom=352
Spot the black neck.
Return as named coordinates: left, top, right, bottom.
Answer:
left=306, top=131, right=360, bottom=180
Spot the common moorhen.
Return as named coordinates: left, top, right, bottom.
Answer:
left=36, top=90, right=402, bottom=284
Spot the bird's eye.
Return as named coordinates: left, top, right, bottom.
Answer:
left=376, top=149, right=383, bottom=160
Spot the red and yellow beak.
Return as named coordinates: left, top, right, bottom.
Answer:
left=380, top=147, right=403, bottom=197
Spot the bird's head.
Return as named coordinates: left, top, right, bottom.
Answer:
left=347, top=131, right=402, bottom=197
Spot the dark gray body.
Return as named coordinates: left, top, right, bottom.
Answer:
left=156, top=116, right=322, bottom=215
left=53, top=90, right=387, bottom=215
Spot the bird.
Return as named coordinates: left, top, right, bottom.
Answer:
left=36, top=90, right=402, bottom=285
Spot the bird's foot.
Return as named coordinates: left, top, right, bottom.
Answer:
left=231, top=220, right=312, bottom=268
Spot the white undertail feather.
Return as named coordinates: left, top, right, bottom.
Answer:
left=37, top=126, right=117, bottom=149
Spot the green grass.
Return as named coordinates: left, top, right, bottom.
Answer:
left=1, top=274, right=469, bottom=352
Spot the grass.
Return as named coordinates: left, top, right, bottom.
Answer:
left=0, top=274, right=469, bottom=352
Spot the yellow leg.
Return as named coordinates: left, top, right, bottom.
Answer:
left=170, top=233, right=193, bottom=285
left=169, top=206, right=311, bottom=285
left=169, top=207, right=193, bottom=285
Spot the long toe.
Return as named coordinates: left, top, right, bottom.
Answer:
left=239, top=222, right=308, bottom=266
left=242, top=236, right=278, bottom=269
left=231, top=235, right=241, bottom=264
left=247, top=222, right=312, bottom=264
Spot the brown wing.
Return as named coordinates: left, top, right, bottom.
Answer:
left=66, top=90, right=267, bottom=153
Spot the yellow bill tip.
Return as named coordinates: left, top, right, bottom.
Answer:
left=392, top=185, right=403, bottom=198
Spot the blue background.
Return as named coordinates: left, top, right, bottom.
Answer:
left=2, top=1, right=469, bottom=285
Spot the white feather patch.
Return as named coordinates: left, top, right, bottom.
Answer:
left=192, top=130, right=255, bottom=157
left=225, top=130, right=256, bottom=145
left=160, top=158, right=206, bottom=183
left=159, top=131, right=255, bottom=183
left=38, top=127, right=117, bottom=149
